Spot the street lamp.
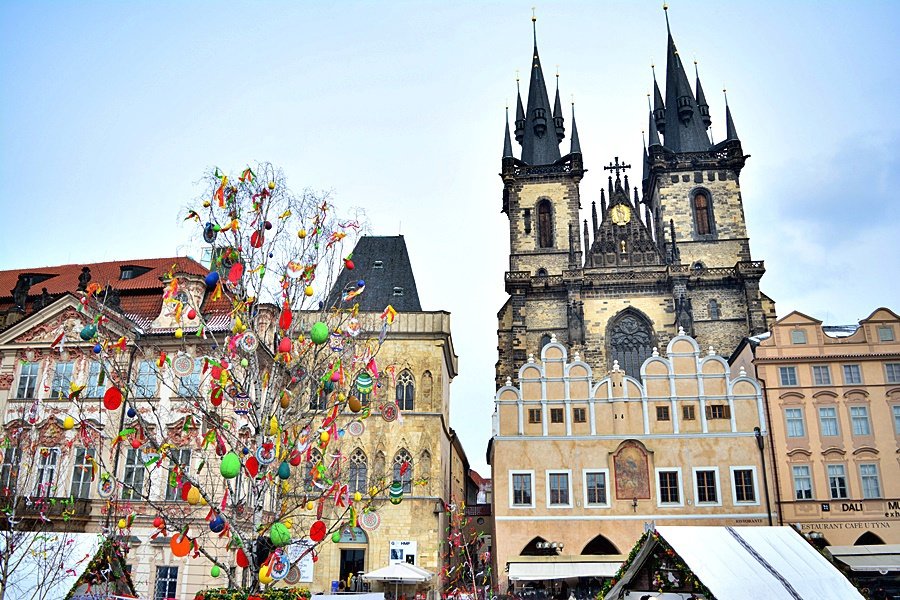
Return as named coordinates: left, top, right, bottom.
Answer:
left=754, top=426, right=774, bottom=526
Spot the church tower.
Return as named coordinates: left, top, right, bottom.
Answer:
left=496, top=10, right=774, bottom=387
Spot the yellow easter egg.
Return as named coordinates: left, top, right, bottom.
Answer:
left=306, top=501, right=315, bottom=511
left=320, top=431, right=330, bottom=444
left=298, top=229, right=307, bottom=239
left=62, top=416, right=75, bottom=430
left=186, top=486, right=201, bottom=505
left=268, top=181, right=276, bottom=190
left=175, top=328, right=184, bottom=339
left=354, top=491, right=362, bottom=503
left=118, top=518, right=127, bottom=530
left=304, top=285, right=314, bottom=297
left=259, top=565, right=273, bottom=584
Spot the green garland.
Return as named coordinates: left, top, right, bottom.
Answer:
left=195, top=587, right=311, bottom=600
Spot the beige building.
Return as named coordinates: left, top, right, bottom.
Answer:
left=731, top=308, right=900, bottom=547
left=489, top=332, right=771, bottom=592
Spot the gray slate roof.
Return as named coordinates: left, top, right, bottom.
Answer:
left=325, top=235, right=422, bottom=312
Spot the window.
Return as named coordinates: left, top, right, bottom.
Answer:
left=154, top=566, right=178, bottom=600
left=779, top=366, right=798, bottom=387
left=50, top=361, right=74, bottom=398
left=731, top=468, right=757, bottom=503
left=812, top=365, right=832, bottom=386
left=573, top=408, right=586, bottom=423
left=70, top=448, right=95, bottom=499
left=547, top=472, right=570, bottom=507
left=524, top=209, right=532, bottom=235
left=34, top=448, right=60, bottom=496
left=785, top=408, right=805, bottom=438
left=373, top=260, right=384, bottom=269
left=878, top=326, right=895, bottom=342
left=859, top=464, right=881, bottom=499
left=395, top=370, right=414, bottom=411
left=392, top=287, right=404, bottom=296
left=85, top=361, right=105, bottom=397
left=550, top=408, right=564, bottom=424
left=683, top=405, right=696, bottom=420
left=309, top=387, right=328, bottom=411
left=177, top=360, right=203, bottom=397
left=850, top=406, right=871, bottom=436
left=537, top=200, right=553, bottom=248
left=135, top=360, right=158, bottom=398
left=511, top=472, right=533, bottom=507
left=656, top=406, right=670, bottom=421
left=791, top=329, right=807, bottom=344
left=122, top=448, right=145, bottom=500
left=894, top=406, right=900, bottom=434
left=792, top=465, right=813, bottom=500
left=706, top=404, right=730, bottom=420
left=607, top=310, right=655, bottom=380
left=584, top=471, right=608, bottom=506
left=657, top=469, right=681, bottom=505
left=827, top=464, right=848, bottom=499
left=843, top=364, right=862, bottom=385
left=165, top=449, right=191, bottom=501
left=348, top=450, right=368, bottom=494
left=694, top=469, right=719, bottom=504
left=886, top=363, right=900, bottom=384
left=0, top=448, right=21, bottom=496
left=15, top=362, right=40, bottom=399
left=528, top=408, right=542, bottom=424
left=393, top=449, right=412, bottom=494
left=818, top=407, right=839, bottom=437
left=708, top=300, right=720, bottom=320
left=692, top=191, right=713, bottom=236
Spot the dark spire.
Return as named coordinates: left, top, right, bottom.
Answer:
left=569, top=103, right=581, bottom=154
left=582, top=219, right=590, bottom=264
left=642, top=142, right=650, bottom=182
left=600, top=189, right=607, bottom=222
left=645, top=205, right=654, bottom=239
left=652, top=65, right=666, bottom=135
left=553, top=74, right=565, bottom=143
left=724, top=90, right=740, bottom=142
left=695, top=61, right=711, bottom=129
left=519, top=14, right=562, bottom=165
left=567, top=223, right=576, bottom=265
left=661, top=6, right=712, bottom=152
left=503, top=106, right=514, bottom=158
left=514, top=77, right=525, bottom=143
left=591, top=200, right=599, bottom=234
left=647, top=110, right=662, bottom=148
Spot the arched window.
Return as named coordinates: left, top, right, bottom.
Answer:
left=537, top=200, right=553, bottom=248
left=540, top=334, right=552, bottom=350
left=693, top=191, right=714, bottom=236
left=419, top=450, right=432, bottom=494
left=393, top=449, right=413, bottom=493
left=581, top=534, right=620, bottom=555
left=348, top=449, right=367, bottom=494
left=708, top=299, right=720, bottom=320
left=607, top=310, right=655, bottom=379
left=855, top=532, right=885, bottom=546
left=536, top=268, right=548, bottom=277
left=396, top=370, right=415, bottom=411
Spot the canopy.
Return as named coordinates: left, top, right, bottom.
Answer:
left=362, top=562, right=435, bottom=583
left=508, top=561, right=621, bottom=581
left=827, top=544, right=900, bottom=572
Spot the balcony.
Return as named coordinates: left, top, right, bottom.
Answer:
left=465, top=504, right=491, bottom=517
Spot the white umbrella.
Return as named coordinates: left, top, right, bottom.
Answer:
left=362, top=562, right=434, bottom=600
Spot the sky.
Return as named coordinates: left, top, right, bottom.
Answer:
left=1, top=1, right=898, bottom=474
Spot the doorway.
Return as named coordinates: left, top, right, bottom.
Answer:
left=341, top=548, right=366, bottom=589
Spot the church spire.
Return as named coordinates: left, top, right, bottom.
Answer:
left=723, top=90, right=740, bottom=142
left=503, top=106, right=514, bottom=158
left=514, top=76, right=525, bottom=143
left=694, top=61, right=711, bottom=129
left=553, top=73, right=565, bottom=143
left=569, top=102, right=581, bottom=155
left=652, top=65, right=666, bottom=135
left=647, top=110, right=662, bottom=148
left=519, top=13, right=563, bottom=166
left=661, top=5, right=712, bottom=152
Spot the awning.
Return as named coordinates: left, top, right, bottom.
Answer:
left=827, top=545, right=900, bottom=573
left=508, top=561, right=621, bottom=581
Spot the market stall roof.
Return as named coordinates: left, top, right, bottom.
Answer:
left=827, top=544, right=900, bottom=572
left=362, top=562, right=435, bottom=582
left=605, top=526, right=863, bottom=600
left=508, top=561, right=621, bottom=580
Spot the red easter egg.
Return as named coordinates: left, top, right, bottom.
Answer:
left=236, top=548, right=250, bottom=568
left=153, top=516, right=164, bottom=528
left=170, top=533, right=191, bottom=558
left=289, top=450, right=302, bottom=466
left=228, top=262, right=244, bottom=285
left=344, top=259, right=354, bottom=270
left=211, top=366, right=222, bottom=380
left=245, top=456, right=259, bottom=478
left=187, top=308, right=197, bottom=320
left=103, top=387, right=123, bottom=411
left=279, top=302, right=292, bottom=330
left=210, top=386, right=224, bottom=407
left=309, top=520, right=327, bottom=542
left=130, top=438, right=141, bottom=449
left=251, top=230, right=264, bottom=248
left=278, top=337, right=292, bottom=354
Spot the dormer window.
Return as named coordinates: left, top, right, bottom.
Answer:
left=119, top=265, right=151, bottom=281
left=373, top=261, right=384, bottom=269
left=393, top=287, right=404, bottom=296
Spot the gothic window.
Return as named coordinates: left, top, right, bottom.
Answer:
left=396, top=370, right=415, bottom=411
left=607, top=310, right=655, bottom=379
left=537, top=200, right=553, bottom=248
left=536, top=268, right=548, bottom=277
left=524, top=209, right=532, bottom=234
left=540, top=334, right=552, bottom=350
left=708, top=300, right=720, bottom=320
left=348, top=449, right=367, bottom=494
left=393, top=449, right=413, bottom=493
left=692, top=190, right=714, bottom=236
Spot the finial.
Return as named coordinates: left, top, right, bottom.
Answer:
left=739, top=366, right=747, bottom=377
left=505, top=376, right=513, bottom=387
left=723, top=88, right=729, bottom=105
left=708, top=345, right=715, bottom=356
left=550, top=333, right=557, bottom=343
left=532, top=6, right=537, bottom=22
left=612, top=360, right=621, bottom=372
left=515, top=69, right=520, bottom=83
left=531, top=7, right=537, bottom=46
left=556, top=65, right=560, bottom=79
left=663, top=3, right=671, bottom=32
left=678, top=326, right=685, bottom=336
left=647, top=93, right=652, bottom=110
left=573, top=350, right=581, bottom=362
left=570, top=93, right=574, bottom=105
left=528, top=353, right=535, bottom=363
left=642, top=129, right=646, bottom=150
left=652, top=347, right=659, bottom=357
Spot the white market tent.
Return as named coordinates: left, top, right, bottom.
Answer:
left=362, top=562, right=435, bottom=583
left=827, top=544, right=900, bottom=573
left=605, top=526, right=864, bottom=600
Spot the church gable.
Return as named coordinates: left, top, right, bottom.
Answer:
left=588, top=180, right=663, bottom=269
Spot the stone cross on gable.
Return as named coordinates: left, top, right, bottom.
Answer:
left=603, top=156, right=631, bottom=180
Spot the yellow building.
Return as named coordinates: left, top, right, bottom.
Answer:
left=731, top=308, right=900, bottom=547
left=489, top=332, right=771, bottom=593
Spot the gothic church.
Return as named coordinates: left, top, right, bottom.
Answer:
left=496, top=12, right=775, bottom=385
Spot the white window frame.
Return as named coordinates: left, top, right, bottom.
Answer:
left=50, top=361, right=74, bottom=398
left=792, top=465, right=813, bottom=500
left=893, top=405, right=900, bottom=435
left=34, top=447, right=60, bottom=496
left=154, top=565, right=178, bottom=600
left=850, top=405, right=871, bottom=436
left=582, top=469, right=611, bottom=508
left=779, top=366, right=799, bottom=386
left=827, top=463, right=849, bottom=500
left=729, top=466, right=760, bottom=506
left=70, top=447, right=95, bottom=499
left=15, top=361, right=40, bottom=399
left=818, top=406, right=840, bottom=437
left=692, top=466, right=722, bottom=507
left=509, top=470, right=535, bottom=509
left=859, top=463, right=882, bottom=499
left=812, top=365, right=832, bottom=386
left=885, top=363, right=900, bottom=384
left=878, top=326, right=895, bottom=342
left=546, top=469, right=572, bottom=508
left=785, top=408, right=805, bottom=438
left=655, top=467, right=684, bottom=508
left=843, top=364, right=862, bottom=385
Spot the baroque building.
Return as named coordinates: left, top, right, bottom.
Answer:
left=496, top=12, right=774, bottom=387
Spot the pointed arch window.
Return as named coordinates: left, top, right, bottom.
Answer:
left=692, top=190, right=714, bottom=236
left=393, top=449, right=413, bottom=493
left=396, top=370, right=414, bottom=411
left=348, top=449, right=368, bottom=494
left=537, top=200, right=553, bottom=248
left=708, top=299, right=720, bottom=320
left=607, top=310, right=655, bottom=379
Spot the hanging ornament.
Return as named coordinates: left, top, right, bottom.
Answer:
left=389, top=481, right=403, bottom=505
left=103, top=387, right=123, bottom=411
left=278, top=301, right=292, bottom=330
left=270, top=522, right=291, bottom=546
left=220, top=452, right=241, bottom=479
left=170, top=533, right=192, bottom=558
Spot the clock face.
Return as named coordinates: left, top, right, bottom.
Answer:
left=611, top=204, right=631, bottom=226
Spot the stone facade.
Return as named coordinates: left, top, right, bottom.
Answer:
left=490, top=334, right=771, bottom=591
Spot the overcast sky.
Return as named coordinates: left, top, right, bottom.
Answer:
left=2, top=1, right=898, bottom=474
